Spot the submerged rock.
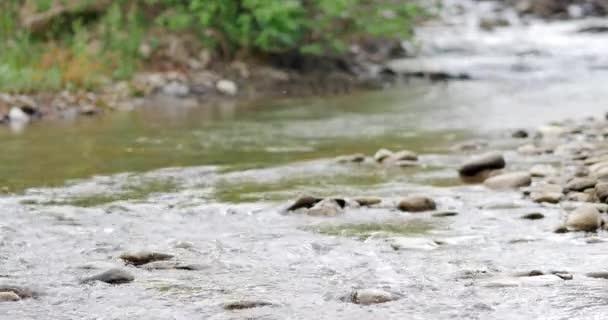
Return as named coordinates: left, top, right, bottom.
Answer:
left=484, top=172, right=531, bottom=189
left=223, top=300, right=274, bottom=310
left=389, top=237, right=438, bottom=251
left=374, top=148, right=394, bottom=162
left=307, top=199, right=344, bottom=217
left=119, top=251, right=174, bottom=266
left=82, top=268, right=134, bottom=284
left=432, top=211, right=459, bottom=217
left=521, top=212, right=545, bottom=220
left=335, top=154, right=366, bottom=164
left=565, top=204, right=602, bottom=232
left=383, top=150, right=418, bottom=163
left=350, top=289, right=398, bottom=305
left=458, top=152, right=506, bottom=177
left=353, top=197, right=382, bottom=207
left=0, top=285, right=38, bottom=299
left=512, top=129, right=529, bottom=138
left=397, top=196, right=436, bottom=212
left=286, top=196, right=322, bottom=211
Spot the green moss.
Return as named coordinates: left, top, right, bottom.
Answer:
left=22, top=178, right=178, bottom=207
left=214, top=171, right=388, bottom=203
left=308, top=220, right=434, bottom=240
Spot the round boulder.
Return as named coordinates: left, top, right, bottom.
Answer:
left=566, top=204, right=602, bottom=232
left=397, top=196, right=436, bottom=212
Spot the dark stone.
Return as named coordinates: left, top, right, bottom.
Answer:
left=521, top=213, right=545, bottom=220
left=119, top=251, right=174, bottom=266
left=432, top=211, right=459, bottom=217
left=286, top=196, right=322, bottom=211
left=223, top=300, right=274, bottom=310
left=82, top=268, right=134, bottom=284
left=512, top=129, right=529, bottom=138
left=458, top=153, right=506, bottom=177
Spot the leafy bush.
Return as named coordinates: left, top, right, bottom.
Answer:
left=0, top=0, right=423, bottom=92
left=153, top=0, right=422, bottom=57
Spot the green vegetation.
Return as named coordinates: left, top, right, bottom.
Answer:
left=0, top=0, right=423, bottom=92
left=22, top=178, right=178, bottom=207
left=214, top=171, right=388, bottom=203
left=308, top=219, right=433, bottom=240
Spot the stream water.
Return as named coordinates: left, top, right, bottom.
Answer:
left=3, top=1, right=608, bottom=319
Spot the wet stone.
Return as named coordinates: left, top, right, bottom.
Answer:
left=142, top=261, right=208, bottom=271
left=529, top=164, right=557, bottom=177
left=432, top=211, right=459, bottom=217
left=595, top=182, right=608, bottom=202
left=223, top=300, right=274, bottom=310
left=383, top=150, right=418, bottom=163
left=530, top=185, right=562, bottom=204
left=586, top=272, right=608, bottom=280
left=0, top=285, right=38, bottom=299
left=120, top=251, right=174, bottom=266
left=521, top=213, right=544, bottom=220
left=354, top=197, right=382, bottom=207
left=397, top=196, right=436, bottom=212
left=565, top=204, right=602, bottom=232
left=286, top=196, right=322, bottom=211
left=564, top=177, right=597, bottom=193
left=307, top=199, right=344, bottom=217
left=484, top=172, right=532, bottom=189
left=374, top=148, right=394, bottom=162
left=512, top=129, right=529, bottom=138
left=458, top=152, right=506, bottom=177
left=82, top=268, right=134, bottom=284
left=335, top=154, right=366, bottom=164
left=350, top=289, right=398, bottom=305
left=0, top=292, right=20, bottom=302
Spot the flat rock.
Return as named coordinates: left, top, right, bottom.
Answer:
left=350, top=289, right=398, bottom=305
left=459, top=152, right=506, bottom=177
left=397, top=196, right=436, bottom=212
left=564, top=177, right=597, bottom=192
left=484, top=172, right=532, bottom=189
left=566, top=192, right=592, bottom=202
left=518, top=275, right=564, bottom=286
left=223, top=300, right=273, bottom=310
left=335, top=154, right=366, bottom=164
left=566, top=204, right=602, bottom=232
left=530, top=184, right=563, bottom=203
left=529, top=164, right=557, bottom=177
left=432, top=211, right=459, bottom=217
left=141, top=261, right=208, bottom=271
left=353, top=197, right=382, bottom=207
left=82, top=268, right=134, bottom=284
left=586, top=272, right=608, bottom=280
left=119, top=251, right=174, bottom=266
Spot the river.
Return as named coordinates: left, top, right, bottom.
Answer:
left=2, top=1, right=608, bottom=319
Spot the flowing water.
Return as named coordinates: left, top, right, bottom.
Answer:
left=3, top=1, right=608, bottom=319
